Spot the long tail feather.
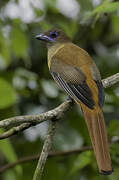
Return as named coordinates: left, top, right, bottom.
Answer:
left=80, top=103, right=113, bottom=175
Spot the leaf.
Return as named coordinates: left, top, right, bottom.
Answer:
left=0, top=78, right=16, bottom=109
left=0, top=129, right=22, bottom=175
left=3, top=170, right=16, bottom=180
left=33, top=7, right=44, bottom=17
left=82, top=1, right=107, bottom=21
left=11, top=27, right=28, bottom=58
left=111, top=143, right=119, bottom=156
left=82, top=1, right=119, bottom=25
left=111, top=15, right=119, bottom=35
left=102, top=2, right=119, bottom=13
left=44, top=0, right=57, bottom=13
left=71, top=151, right=92, bottom=174
left=108, top=120, right=119, bottom=136
left=0, top=30, right=10, bottom=67
left=77, top=0, right=93, bottom=11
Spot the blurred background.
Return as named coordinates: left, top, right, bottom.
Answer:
left=0, top=0, right=119, bottom=179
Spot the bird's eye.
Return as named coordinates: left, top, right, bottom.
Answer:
left=49, top=32, right=58, bottom=39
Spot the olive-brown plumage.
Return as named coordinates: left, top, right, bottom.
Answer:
left=36, top=28, right=113, bottom=175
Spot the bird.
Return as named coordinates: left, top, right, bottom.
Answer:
left=36, top=28, right=113, bottom=175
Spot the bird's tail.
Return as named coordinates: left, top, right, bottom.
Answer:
left=80, top=103, right=113, bottom=175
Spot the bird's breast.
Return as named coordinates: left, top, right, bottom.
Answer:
left=48, top=43, right=65, bottom=69
left=48, top=43, right=93, bottom=69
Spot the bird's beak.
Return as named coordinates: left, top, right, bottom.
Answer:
left=35, top=33, right=50, bottom=42
left=35, top=33, right=55, bottom=42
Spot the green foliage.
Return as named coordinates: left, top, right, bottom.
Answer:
left=108, top=120, right=119, bottom=137
left=0, top=31, right=10, bottom=68
left=0, top=0, right=119, bottom=179
left=0, top=129, right=22, bottom=176
left=71, top=151, right=92, bottom=174
left=102, top=2, right=119, bottom=13
left=82, top=1, right=119, bottom=26
left=0, top=78, right=16, bottom=109
left=11, top=27, right=28, bottom=58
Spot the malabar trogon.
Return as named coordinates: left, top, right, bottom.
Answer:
left=36, top=28, right=113, bottom=175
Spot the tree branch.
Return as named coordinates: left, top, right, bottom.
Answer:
left=0, top=72, right=119, bottom=179
left=0, top=73, right=118, bottom=140
left=102, top=73, right=119, bottom=88
left=1, top=136, right=119, bottom=174
left=33, top=119, right=58, bottom=180
left=0, top=100, right=72, bottom=129
left=0, top=123, right=33, bottom=140
left=0, top=146, right=92, bottom=173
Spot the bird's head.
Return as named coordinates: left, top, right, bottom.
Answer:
left=35, top=28, right=71, bottom=46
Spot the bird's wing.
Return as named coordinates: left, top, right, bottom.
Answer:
left=50, top=58, right=104, bottom=109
